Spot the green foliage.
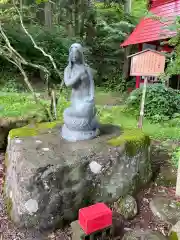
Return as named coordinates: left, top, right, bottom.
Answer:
left=9, top=121, right=60, bottom=139
left=0, top=91, right=69, bottom=121
left=171, top=147, right=180, bottom=168
left=108, top=128, right=150, bottom=156
left=0, top=23, right=72, bottom=83
left=168, top=113, right=180, bottom=127
left=155, top=16, right=180, bottom=82
left=102, top=74, right=127, bottom=92
left=0, top=91, right=180, bottom=141
left=132, top=0, right=148, bottom=19
left=87, top=3, right=135, bottom=88
left=0, top=76, right=26, bottom=92
left=0, top=2, right=136, bottom=90
left=0, top=92, right=43, bottom=117
left=125, top=84, right=180, bottom=122
left=98, top=105, right=180, bottom=140
left=96, top=2, right=131, bottom=23
left=0, top=4, right=34, bottom=23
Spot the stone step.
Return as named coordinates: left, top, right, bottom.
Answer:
left=71, top=220, right=114, bottom=240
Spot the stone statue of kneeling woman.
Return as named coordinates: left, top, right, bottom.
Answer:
left=61, top=43, right=99, bottom=141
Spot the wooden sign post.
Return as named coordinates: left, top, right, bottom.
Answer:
left=128, top=49, right=166, bottom=129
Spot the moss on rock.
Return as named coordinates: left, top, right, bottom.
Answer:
left=9, top=121, right=60, bottom=139
left=2, top=153, right=8, bottom=195
left=4, top=196, right=13, bottom=217
left=169, top=231, right=179, bottom=240
left=115, top=195, right=138, bottom=220
left=107, top=128, right=150, bottom=157
left=4, top=152, right=8, bottom=168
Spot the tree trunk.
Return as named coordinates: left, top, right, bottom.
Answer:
left=122, top=0, right=132, bottom=80
left=74, top=0, right=79, bottom=35
left=36, top=3, right=45, bottom=25
left=122, top=46, right=131, bottom=79
left=65, top=7, right=74, bottom=37
left=124, top=0, right=132, bottom=13
left=80, top=0, right=86, bottom=38
left=85, top=0, right=96, bottom=43
left=177, top=75, right=180, bottom=90
left=19, top=0, right=23, bottom=13
left=44, top=1, right=52, bottom=29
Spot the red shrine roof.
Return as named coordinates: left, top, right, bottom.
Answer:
left=121, top=0, right=180, bottom=47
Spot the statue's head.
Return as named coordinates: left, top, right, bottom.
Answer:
left=69, top=43, right=84, bottom=65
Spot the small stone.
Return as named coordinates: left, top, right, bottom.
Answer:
left=9, top=191, right=12, bottom=198
left=115, top=195, right=138, bottom=220
left=143, top=198, right=149, bottom=203
left=15, top=139, right=22, bottom=144
left=150, top=196, right=180, bottom=225
left=124, top=228, right=133, bottom=232
left=48, top=233, right=56, bottom=239
left=89, top=161, right=102, bottom=174
left=35, top=140, right=42, bottom=144
left=25, top=199, right=38, bottom=215
left=42, top=147, right=49, bottom=151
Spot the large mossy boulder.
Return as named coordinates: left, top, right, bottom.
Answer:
left=4, top=123, right=152, bottom=230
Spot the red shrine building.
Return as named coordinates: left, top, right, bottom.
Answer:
left=121, top=0, right=180, bottom=90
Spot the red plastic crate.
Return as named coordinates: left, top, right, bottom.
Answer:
left=78, top=203, right=112, bottom=235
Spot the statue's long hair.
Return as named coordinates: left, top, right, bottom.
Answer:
left=67, top=43, right=94, bottom=101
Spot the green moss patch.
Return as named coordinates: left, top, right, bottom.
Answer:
left=4, top=196, right=13, bottom=217
left=9, top=121, right=60, bottom=139
left=108, top=128, right=150, bottom=156
left=169, top=231, right=179, bottom=240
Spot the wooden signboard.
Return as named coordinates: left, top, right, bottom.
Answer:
left=127, top=49, right=166, bottom=129
left=128, top=49, right=166, bottom=77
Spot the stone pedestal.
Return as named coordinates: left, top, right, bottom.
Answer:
left=62, top=106, right=99, bottom=142
left=4, top=123, right=152, bottom=230
left=61, top=124, right=98, bottom=142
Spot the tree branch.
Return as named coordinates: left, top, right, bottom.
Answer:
left=0, top=24, right=53, bottom=121
left=0, top=24, right=50, bottom=81
left=13, top=0, right=64, bottom=88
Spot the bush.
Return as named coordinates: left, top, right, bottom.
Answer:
left=168, top=113, right=180, bottom=127
left=125, top=84, right=180, bottom=122
left=0, top=77, right=26, bottom=92
left=171, top=147, right=180, bottom=168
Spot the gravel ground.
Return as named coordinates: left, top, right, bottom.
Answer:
left=0, top=151, right=177, bottom=240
